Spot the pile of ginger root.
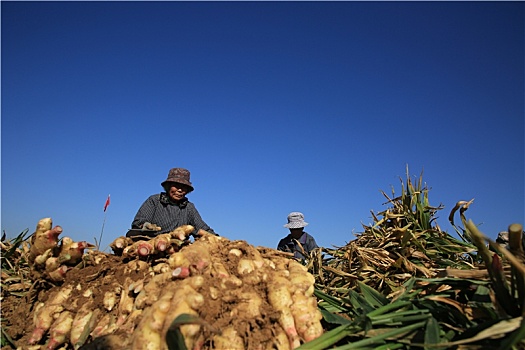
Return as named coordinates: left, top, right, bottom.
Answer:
left=28, top=217, right=94, bottom=282
left=9, top=218, right=324, bottom=350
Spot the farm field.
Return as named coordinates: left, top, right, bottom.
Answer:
left=2, top=173, right=524, bottom=349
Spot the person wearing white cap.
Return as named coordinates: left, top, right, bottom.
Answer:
left=277, top=212, right=319, bottom=260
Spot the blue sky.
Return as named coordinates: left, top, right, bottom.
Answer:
left=2, top=1, right=524, bottom=252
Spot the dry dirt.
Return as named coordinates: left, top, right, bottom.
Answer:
left=1, top=232, right=319, bottom=350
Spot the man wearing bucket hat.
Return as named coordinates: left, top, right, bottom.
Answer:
left=131, top=167, right=216, bottom=237
left=277, top=212, right=318, bottom=260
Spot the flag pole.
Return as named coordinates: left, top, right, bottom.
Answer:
left=98, top=211, right=107, bottom=250
left=98, top=194, right=111, bottom=250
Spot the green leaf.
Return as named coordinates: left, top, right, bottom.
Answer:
left=2, top=229, right=29, bottom=266
left=332, top=321, right=427, bottom=349
left=314, top=289, right=349, bottom=312
left=371, top=310, right=430, bottom=326
left=373, top=343, right=405, bottom=350
left=347, top=288, right=375, bottom=314
left=424, top=316, right=441, bottom=349
left=1, top=326, right=16, bottom=348
left=297, top=324, right=356, bottom=350
left=366, top=300, right=412, bottom=318
left=358, top=281, right=389, bottom=308
left=471, top=284, right=493, bottom=305
left=320, top=309, right=352, bottom=325
left=166, top=313, right=204, bottom=350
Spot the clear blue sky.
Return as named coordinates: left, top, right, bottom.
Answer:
left=2, top=2, right=524, bottom=252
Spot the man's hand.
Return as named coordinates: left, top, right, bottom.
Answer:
left=142, top=222, right=162, bottom=231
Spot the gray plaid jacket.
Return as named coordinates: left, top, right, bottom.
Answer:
left=131, top=193, right=215, bottom=236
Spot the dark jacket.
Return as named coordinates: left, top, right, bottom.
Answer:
left=277, top=231, right=318, bottom=259
left=132, top=192, right=215, bottom=235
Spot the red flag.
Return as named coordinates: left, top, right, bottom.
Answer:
left=104, top=194, right=111, bottom=212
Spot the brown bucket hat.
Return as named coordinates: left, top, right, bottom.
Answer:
left=161, top=168, right=194, bottom=192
